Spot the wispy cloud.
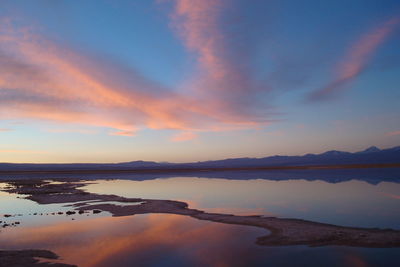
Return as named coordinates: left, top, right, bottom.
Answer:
left=169, top=0, right=271, bottom=119
left=381, top=192, right=400, bottom=200
left=171, top=131, right=198, bottom=142
left=110, top=131, right=136, bottom=137
left=0, top=128, right=12, bottom=132
left=44, top=128, right=97, bottom=135
left=386, top=130, right=400, bottom=136
left=308, top=17, right=400, bottom=101
left=0, top=18, right=270, bottom=137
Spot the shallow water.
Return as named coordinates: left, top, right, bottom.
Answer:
left=1, top=173, right=400, bottom=266
left=1, top=212, right=399, bottom=267
left=83, top=177, right=400, bottom=229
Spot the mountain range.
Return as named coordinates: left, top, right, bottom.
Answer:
left=1, top=146, right=399, bottom=172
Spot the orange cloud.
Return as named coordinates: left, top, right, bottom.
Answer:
left=0, top=19, right=269, bottom=136
left=0, top=128, right=12, bottom=132
left=309, top=17, right=400, bottom=101
left=2, top=214, right=265, bottom=267
left=171, top=131, right=198, bottom=142
left=110, top=130, right=136, bottom=137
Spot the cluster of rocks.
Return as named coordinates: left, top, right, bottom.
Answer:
left=26, top=209, right=102, bottom=216
left=1, top=209, right=102, bottom=228
left=1, top=214, right=22, bottom=229
left=2, top=214, right=22, bottom=217
left=1, top=221, right=20, bottom=228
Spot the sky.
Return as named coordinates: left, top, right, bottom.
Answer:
left=0, top=0, right=399, bottom=163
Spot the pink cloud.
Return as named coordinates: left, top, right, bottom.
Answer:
left=0, top=19, right=269, bottom=135
left=110, top=130, right=136, bottom=137
left=309, top=17, right=400, bottom=101
left=386, top=130, right=400, bottom=136
left=169, top=0, right=271, bottom=119
left=45, top=128, right=97, bottom=134
left=0, top=128, right=12, bottom=132
left=171, top=131, right=198, bottom=142
left=381, top=192, right=400, bottom=200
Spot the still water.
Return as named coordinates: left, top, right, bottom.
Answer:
left=1, top=172, right=400, bottom=266
left=84, top=177, right=400, bottom=229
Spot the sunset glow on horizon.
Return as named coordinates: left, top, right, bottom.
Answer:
left=0, top=0, right=399, bottom=163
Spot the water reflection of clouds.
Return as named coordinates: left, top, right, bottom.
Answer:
left=381, top=192, right=400, bottom=200
left=0, top=214, right=266, bottom=267
left=2, top=212, right=399, bottom=267
left=1, top=179, right=400, bottom=266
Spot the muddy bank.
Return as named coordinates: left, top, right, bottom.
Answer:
left=2, top=179, right=400, bottom=248
left=0, top=250, right=76, bottom=267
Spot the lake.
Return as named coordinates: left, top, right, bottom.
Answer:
left=0, top=170, right=400, bottom=266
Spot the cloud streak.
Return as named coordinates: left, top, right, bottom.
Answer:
left=171, top=131, right=198, bottom=142
left=309, top=17, right=400, bottom=101
left=381, top=192, right=400, bottom=200
left=0, top=19, right=270, bottom=137
left=170, top=0, right=271, bottom=117
left=386, top=130, right=400, bottom=136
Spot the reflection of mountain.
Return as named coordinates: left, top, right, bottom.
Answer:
left=0, top=146, right=399, bottom=184
left=2, top=146, right=400, bottom=170
left=3, top=168, right=399, bottom=185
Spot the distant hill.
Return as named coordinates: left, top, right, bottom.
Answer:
left=0, top=146, right=399, bottom=171
left=179, top=146, right=400, bottom=168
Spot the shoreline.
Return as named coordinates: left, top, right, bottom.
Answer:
left=0, top=250, right=76, bottom=267
left=0, top=163, right=399, bottom=175
left=2, top=178, right=400, bottom=248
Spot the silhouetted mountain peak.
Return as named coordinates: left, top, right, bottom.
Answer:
left=357, top=146, right=381, bottom=154
left=386, top=146, right=400, bottom=151
left=320, top=150, right=350, bottom=156
left=117, top=160, right=164, bottom=166
left=1, top=145, right=399, bottom=171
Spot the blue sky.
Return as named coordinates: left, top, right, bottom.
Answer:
left=0, top=0, right=399, bottom=163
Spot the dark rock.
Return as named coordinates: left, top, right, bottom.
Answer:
left=0, top=249, right=77, bottom=267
